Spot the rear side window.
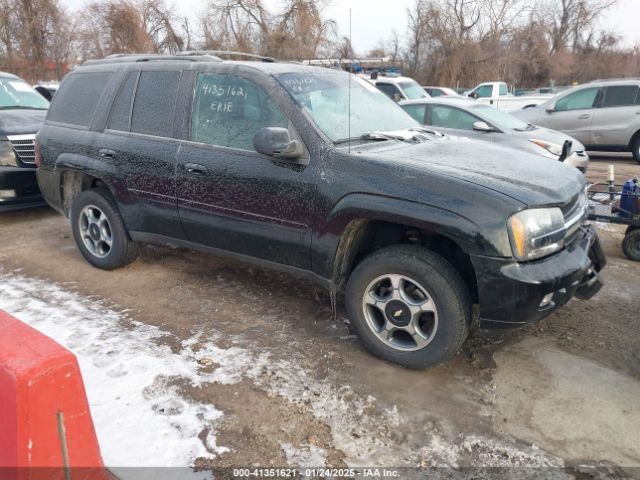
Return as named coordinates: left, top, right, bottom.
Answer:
left=499, top=84, right=508, bottom=96
left=601, top=85, right=639, bottom=108
left=48, top=72, right=113, bottom=126
left=130, top=71, right=180, bottom=137
left=401, top=104, right=426, bottom=123
left=108, top=72, right=137, bottom=131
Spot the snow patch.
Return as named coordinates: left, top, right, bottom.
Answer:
left=0, top=272, right=237, bottom=471
left=281, top=443, right=327, bottom=468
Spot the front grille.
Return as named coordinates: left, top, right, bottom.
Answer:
left=563, top=188, right=588, bottom=243
left=7, top=134, right=36, bottom=165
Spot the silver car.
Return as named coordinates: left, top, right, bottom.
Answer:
left=513, top=79, right=640, bottom=164
left=399, top=97, right=589, bottom=171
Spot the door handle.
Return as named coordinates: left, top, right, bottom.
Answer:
left=184, top=163, right=207, bottom=175
left=578, top=114, right=591, bottom=119
left=98, top=148, right=116, bottom=159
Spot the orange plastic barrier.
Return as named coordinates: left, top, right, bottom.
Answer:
left=0, top=309, right=109, bottom=480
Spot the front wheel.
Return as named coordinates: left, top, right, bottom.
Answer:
left=345, top=245, right=471, bottom=369
left=70, top=188, right=139, bottom=270
left=622, top=228, right=640, bottom=262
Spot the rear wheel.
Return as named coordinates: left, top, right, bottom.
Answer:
left=633, top=137, right=640, bottom=165
left=622, top=228, right=640, bottom=262
left=70, top=188, right=139, bottom=269
left=345, top=245, right=471, bottom=369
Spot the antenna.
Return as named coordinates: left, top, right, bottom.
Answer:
left=348, top=8, right=352, bottom=154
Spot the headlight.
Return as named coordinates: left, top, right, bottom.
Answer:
left=507, top=208, right=565, bottom=261
left=529, top=139, right=563, bottom=159
left=0, top=140, right=17, bottom=167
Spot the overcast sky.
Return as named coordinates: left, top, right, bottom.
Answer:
left=64, top=0, right=640, bottom=54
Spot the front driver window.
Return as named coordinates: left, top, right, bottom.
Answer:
left=191, top=73, right=288, bottom=151
left=430, top=105, right=478, bottom=130
left=475, top=85, right=493, bottom=98
left=555, top=88, right=599, bottom=112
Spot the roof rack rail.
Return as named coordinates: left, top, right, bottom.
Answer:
left=589, top=77, right=640, bottom=83
left=83, top=53, right=222, bottom=65
left=177, top=50, right=276, bottom=63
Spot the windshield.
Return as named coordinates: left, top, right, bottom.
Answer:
left=399, top=80, right=428, bottom=100
left=470, top=104, right=531, bottom=131
left=0, top=77, right=49, bottom=109
left=277, top=71, right=420, bottom=142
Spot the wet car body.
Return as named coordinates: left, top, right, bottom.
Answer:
left=36, top=57, right=604, bottom=367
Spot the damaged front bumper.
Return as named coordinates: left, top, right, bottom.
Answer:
left=471, top=224, right=605, bottom=329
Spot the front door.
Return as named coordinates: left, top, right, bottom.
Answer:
left=176, top=71, right=313, bottom=269
left=542, top=87, right=600, bottom=145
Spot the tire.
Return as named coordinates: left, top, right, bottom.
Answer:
left=70, top=188, right=139, bottom=270
left=622, top=228, right=640, bottom=262
left=345, top=245, right=471, bottom=369
left=633, top=137, right=640, bottom=165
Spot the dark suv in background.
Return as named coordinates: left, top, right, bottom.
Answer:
left=0, top=72, right=48, bottom=211
left=36, top=53, right=605, bottom=368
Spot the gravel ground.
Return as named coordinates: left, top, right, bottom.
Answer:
left=0, top=157, right=638, bottom=478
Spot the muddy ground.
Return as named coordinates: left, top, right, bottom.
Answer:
left=1, top=157, right=639, bottom=478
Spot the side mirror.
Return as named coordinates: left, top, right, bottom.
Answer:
left=393, top=93, right=402, bottom=103
left=472, top=121, right=494, bottom=132
left=253, top=127, right=304, bottom=160
left=469, top=92, right=478, bottom=99
left=545, top=103, right=556, bottom=113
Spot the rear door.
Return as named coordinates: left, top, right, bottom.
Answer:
left=542, top=87, right=600, bottom=145
left=590, top=85, right=640, bottom=148
left=176, top=69, right=313, bottom=269
left=100, top=68, right=183, bottom=237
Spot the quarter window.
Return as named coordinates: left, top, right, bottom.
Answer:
left=48, top=72, right=113, bottom=126
left=555, top=88, right=599, bottom=112
left=131, top=71, right=180, bottom=137
left=601, top=85, right=639, bottom=108
left=191, top=73, right=288, bottom=151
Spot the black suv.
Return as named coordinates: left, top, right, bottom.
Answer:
left=0, top=72, right=49, bottom=211
left=36, top=54, right=606, bottom=368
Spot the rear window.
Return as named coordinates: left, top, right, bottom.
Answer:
left=130, top=71, right=180, bottom=137
left=108, top=72, right=137, bottom=131
left=47, top=72, right=113, bottom=126
left=601, top=85, right=639, bottom=108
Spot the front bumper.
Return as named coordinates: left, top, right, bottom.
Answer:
left=0, top=166, right=45, bottom=212
left=471, top=224, right=605, bottom=329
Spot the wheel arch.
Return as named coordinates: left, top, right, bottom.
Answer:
left=56, top=153, right=119, bottom=216
left=326, top=194, right=491, bottom=303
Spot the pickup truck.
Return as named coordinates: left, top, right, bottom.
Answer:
left=466, top=82, right=550, bottom=112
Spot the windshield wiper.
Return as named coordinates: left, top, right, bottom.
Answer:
left=0, top=106, right=47, bottom=110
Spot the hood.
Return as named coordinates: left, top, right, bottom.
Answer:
left=362, top=135, right=585, bottom=208
left=0, top=109, right=47, bottom=136
left=509, top=126, right=586, bottom=152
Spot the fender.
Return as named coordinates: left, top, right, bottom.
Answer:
left=52, top=153, right=122, bottom=215
left=312, top=193, right=511, bottom=282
